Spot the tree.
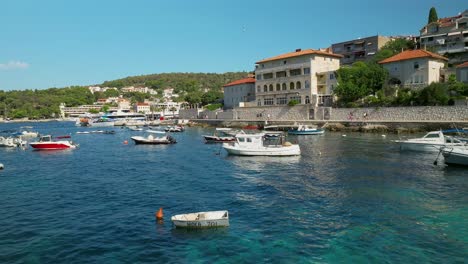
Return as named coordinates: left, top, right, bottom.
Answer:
left=417, top=83, right=449, bottom=106
left=201, top=90, right=223, bottom=105
left=103, top=89, right=120, bottom=98
left=428, top=7, right=438, bottom=24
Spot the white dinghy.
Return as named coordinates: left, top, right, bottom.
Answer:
left=171, top=210, right=229, bottom=228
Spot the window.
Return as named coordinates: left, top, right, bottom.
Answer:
left=238, top=137, right=245, bottom=142
left=282, top=83, right=287, bottom=90
left=414, top=62, right=419, bottom=69
left=276, top=84, right=281, bottom=91
left=276, top=71, right=287, bottom=78
left=305, top=80, right=310, bottom=89
left=305, top=96, right=310, bottom=104
left=256, top=75, right=262, bottom=80
left=290, top=69, right=302, bottom=76
left=428, top=37, right=433, bottom=41
left=290, top=82, right=295, bottom=90
left=257, top=100, right=261, bottom=106
left=283, top=60, right=287, bottom=64
left=296, top=81, right=302, bottom=89
left=269, top=84, right=273, bottom=92
left=330, top=74, right=334, bottom=80
left=304, top=67, right=310, bottom=75
left=247, top=138, right=252, bottom=142
left=264, top=98, right=274, bottom=105
left=276, top=97, right=287, bottom=105
left=257, top=86, right=261, bottom=92
left=263, top=85, right=267, bottom=92
left=263, top=73, right=273, bottom=79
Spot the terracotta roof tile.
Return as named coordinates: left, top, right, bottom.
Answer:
left=378, top=49, right=448, bottom=64
left=457, top=61, right=468, bottom=68
left=223, top=77, right=255, bottom=87
left=256, top=49, right=343, bottom=64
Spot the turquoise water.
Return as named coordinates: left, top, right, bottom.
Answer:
left=0, top=122, right=467, bottom=263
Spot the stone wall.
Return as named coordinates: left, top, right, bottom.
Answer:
left=330, top=106, right=468, bottom=121
left=234, top=105, right=309, bottom=120
left=179, top=109, right=199, bottom=119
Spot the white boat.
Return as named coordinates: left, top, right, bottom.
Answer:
left=171, top=210, right=229, bottom=228
left=203, top=128, right=236, bottom=143
left=12, top=126, right=39, bottom=138
left=88, top=118, right=115, bottom=127
left=288, top=124, right=324, bottom=135
left=222, top=133, right=301, bottom=156
left=131, top=130, right=176, bottom=145
left=442, top=146, right=468, bottom=166
left=393, top=131, right=466, bottom=152
left=0, top=136, right=27, bottom=147
left=165, top=125, right=185, bottom=132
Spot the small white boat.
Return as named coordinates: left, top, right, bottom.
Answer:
left=223, top=133, right=300, bottom=156
left=88, top=118, right=115, bottom=127
left=131, top=130, right=176, bottom=145
left=12, top=127, right=39, bottom=138
left=0, top=136, right=27, bottom=147
left=129, top=127, right=144, bottom=131
left=203, top=128, right=236, bottom=143
left=165, top=126, right=185, bottom=132
left=171, top=210, right=229, bottom=228
left=393, top=131, right=466, bottom=152
left=288, top=124, right=324, bottom=135
left=442, top=146, right=468, bottom=166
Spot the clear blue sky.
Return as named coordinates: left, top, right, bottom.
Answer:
left=0, top=0, right=465, bottom=90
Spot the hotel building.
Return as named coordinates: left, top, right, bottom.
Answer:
left=254, top=49, right=342, bottom=107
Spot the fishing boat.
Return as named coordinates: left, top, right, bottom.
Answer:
left=171, top=210, right=229, bottom=228
left=288, top=124, right=324, bottom=135
left=393, top=131, right=466, bottom=152
left=30, top=135, right=77, bottom=150
left=441, top=146, right=468, bottom=166
left=131, top=130, right=176, bottom=145
left=203, top=128, right=236, bottom=143
left=222, top=133, right=300, bottom=156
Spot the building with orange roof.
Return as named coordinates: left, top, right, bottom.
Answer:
left=456, top=61, right=468, bottom=83
left=379, top=49, right=448, bottom=87
left=419, top=10, right=468, bottom=64
left=222, top=77, right=256, bottom=109
left=134, top=102, right=151, bottom=114
left=255, top=48, right=342, bottom=107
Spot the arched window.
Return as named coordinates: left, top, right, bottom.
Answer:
left=290, top=82, right=295, bottom=90
left=269, top=84, right=273, bottom=91
left=282, top=83, right=287, bottom=90
left=305, top=96, right=310, bottom=104
left=263, top=85, right=268, bottom=92
left=276, top=84, right=281, bottom=91
left=296, top=81, right=302, bottom=89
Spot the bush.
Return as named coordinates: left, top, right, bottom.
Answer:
left=205, top=103, right=222, bottom=111
left=288, top=100, right=299, bottom=106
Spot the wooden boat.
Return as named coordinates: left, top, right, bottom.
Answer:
left=288, top=124, right=324, bottom=135
left=171, top=210, right=229, bottom=228
left=30, top=135, right=77, bottom=150
left=223, top=133, right=300, bottom=156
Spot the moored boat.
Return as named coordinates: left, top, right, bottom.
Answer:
left=223, top=133, right=300, bottom=156
left=171, top=210, right=229, bottom=228
left=131, top=130, right=176, bottom=145
left=0, top=136, right=27, bottom=148
left=165, top=125, right=185, bottom=132
left=393, top=131, right=466, bottom=152
left=442, top=146, right=468, bottom=166
left=203, top=128, right=236, bottom=143
left=30, top=135, right=77, bottom=150
left=288, top=124, right=324, bottom=135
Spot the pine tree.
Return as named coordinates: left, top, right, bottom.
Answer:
left=428, top=7, right=438, bottom=24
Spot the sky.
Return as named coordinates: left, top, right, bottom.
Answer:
left=0, top=0, right=465, bottom=90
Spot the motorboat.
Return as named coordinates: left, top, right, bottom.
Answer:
left=222, top=133, right=300, bottom=156
left=165, top=125, right=185, bottom=132
left=393, top=131, right=466, bottom=152
left=171, top=210, right=229, bottom=228
left=12, top=126, right=39, bottom=138
left=441, top=146, right=468, bottom=166
left=131, top=130, right=176, bottom=145
left=128, top=126, right=144, bottom=131
left=288, top=124, right=324, bottom=135
left=30, top=135, right=78, bottom=150
left=203, top=128, right=236, bottom=143
left=0, top=136, right=27, bottom=148
left=88, top=118, right=115, bottom=127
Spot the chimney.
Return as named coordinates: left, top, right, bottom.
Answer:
left=295, top=48, right=302, bottom=52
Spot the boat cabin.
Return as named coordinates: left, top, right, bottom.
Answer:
left=39, top=135, right=52, bottom=142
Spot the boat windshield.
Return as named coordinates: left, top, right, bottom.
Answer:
left=40, top=136, right=52, bottom=142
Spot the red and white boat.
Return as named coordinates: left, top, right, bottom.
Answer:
left=30, top=135, right=78, bottom=150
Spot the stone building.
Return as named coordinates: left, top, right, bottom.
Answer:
left=331, top=35, right=392, bottom=65
left=222, top=77, right=255, bottom=109
left=419, top=10, right=468, bottom=64
left=254, top=48, right=342, bottom=107
left=379, top=49, right=448, bottom=87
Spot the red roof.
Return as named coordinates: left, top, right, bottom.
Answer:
left=223, top=77, right=255, bottom=87
left=136, top=102, right=149, bottom=106
left=456, top=61, right=468, bottom=68
left=378, top=49, right=448, bottom=64
left=256, top=49, right=343, bottom=64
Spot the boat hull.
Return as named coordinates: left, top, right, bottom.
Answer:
left=442, top=148, right=468, bottom=166
left=398, top=142, right=462, bottom=152
left=223, top=144, right=301, bottom=156
left=30, top=143, right=75, bottom=150
left=288, top=129, right=324, bottom=135
left=172, top=219, right=229, bottom=228
left=131, top=136, right=176, bottom=145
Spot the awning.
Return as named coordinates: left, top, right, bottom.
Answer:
left=447, top=31, right=462, bottom=36
left=354, top=41, right=365, bottom=44
left=420, top=33, right=447, bottom=38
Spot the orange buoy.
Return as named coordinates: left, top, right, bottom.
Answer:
left=123, top=140, right=128, bottom=145
left=155, top=207, right=164, bottom=220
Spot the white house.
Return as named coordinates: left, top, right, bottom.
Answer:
left=223, top=77, right=256, bottom=109
left=379, top=49, right=448, bottom=87
left=254, top=48, right=342, bottom=107
left=134, top=102, right=151, bottom=114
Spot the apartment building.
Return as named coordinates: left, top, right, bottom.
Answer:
left=419, top=10, right=468, bottom=64
left=255, top=49, right=342, bottom=107
left=456, top=61, right=468, bottom=83
left=222, top=77, right=255, bottom=109
left=379, top=50, right=448, bottom=87
left=331, top=35, right=391, bottom=65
